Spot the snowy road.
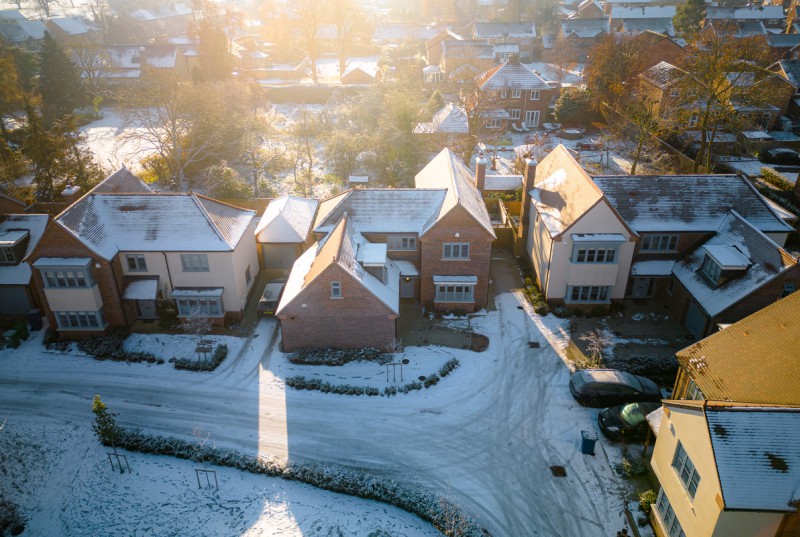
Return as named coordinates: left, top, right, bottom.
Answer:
left=0, top=258, right=629, bottom=536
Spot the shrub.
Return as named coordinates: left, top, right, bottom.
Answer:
left=755, top=184, right=800, bottom=215
left=75, top=328, right=162, bottom=364
left=615, top=456, right=645, bottom=478
left=289, top=347, right=388, bottom=366
left=174, top=343, right=228, bottom=372
left=423, top=373, right=440, bottom=388
left=760, top=167, right=793, bottom=191
left=552, top=306, right=575, bottom=318
left=383, top=386, right=398, bottom=397
left=285, top=376, right=380, bottom=396
left=639, top=489, right=658, bottom=514
left=110, top=429, right=487, bottom=536
left=605, top=354, right=678, bottom=385
left=438, top=359, right=459, bottom=378
left=399, top=381, right=423, bottom=393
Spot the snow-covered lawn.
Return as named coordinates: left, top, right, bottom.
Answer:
left=0, top=282, right=645, bottom=536
left=78, top=108, right=154, bottom=173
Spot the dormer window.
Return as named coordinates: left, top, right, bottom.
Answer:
left=699, top=245, right=750, bottom=287
left=0, top=230, right=30, bottom=266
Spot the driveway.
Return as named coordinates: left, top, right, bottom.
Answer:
left=0, top=251, right=630, bottom=536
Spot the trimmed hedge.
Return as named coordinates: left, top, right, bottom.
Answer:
left=438, top=358, right=459, bottom=378
left=760, top=167, right=793, bottom=191
left=289, top=347, right=389, bottom=366
left=111, top=429, right=489, bottom=536
left=174, top=344, right=228, bottom=372
left=73, top=329, right=163, bottom=364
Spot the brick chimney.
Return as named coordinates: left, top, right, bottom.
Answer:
left=519, top=156, right=538, bottom=245
left=475, top=152, right=487, bottom=193
left=61, top=182, right=82, bottom=206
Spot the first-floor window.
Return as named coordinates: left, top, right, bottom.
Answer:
left=672, top=441, right=701, bottom=498
left=176, top=297, right=222, bottom=316
left=574, top=247, right=616, bottom=263
left=509, top=109, right=521, bottom=120
left=530, top=90, right=540, bottom=100
left=484, top=118, right=502, bottom=129
left=44, top=269, right=90, bottom=288
left=387, top=235, right=417, bottom=251
left=511, top=89, right=521, bottom=99
left=330, top=281, right=342, bottom=298
left=688, top=113, right=699, bottom=128
left=435, top=284, right=475, bottom=302
left=782, top=283, right=795, bottom=298
left=656, top=489, right=686, bottom=537
left=568, top=286, right=610, bottom=303
left=126, top=254, right=147, bottom=271
left=443, top=242, right=470, bottom=259
left=641, top=235, right=678, bottom=252
left=56, top=309, right=105, bottom=329
left=180, top=254, right=209, bottom=272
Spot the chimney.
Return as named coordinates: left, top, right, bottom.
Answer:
left=61, top=182, right=82, bottom=206
left=475, top=153, right=487, bottom=193
left=518, top=156, right=538, bottom=246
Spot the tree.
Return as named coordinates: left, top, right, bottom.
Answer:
left=92, top=395, right=121, bottom=452
left=330, top=0, right=365, bottom=80
left=543, top=34, right=579, bottom=82
left=293, top=0, right=323, bottom=83
left=196, top=2, right=233, bottom=82
left=69, top=36, right=113, bottom=100
left=241, top=117, right=287, bottom=197
left=205, top=162, right=252, bottom=198
left=37, top=33, right=86, bottom=127
left=0, top=48, right=25, bottom=156
left=584, top=34, right=646, bottom=110
left=624, top=97, right=664, bottom=175
left=287, top=108, right=323, bottom=195
left=673, top=0, right=706, bottom=38
left=529, top=0, right=561, bottom=36
left=553, top=88, right=595, bottom=126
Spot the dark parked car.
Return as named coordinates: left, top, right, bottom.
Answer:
left=257, top=278, right=287, bottom=316
left=569, top=369, right=661, bottom=407
left=598, top=401, right=662, bottom=441
left=760, top=148, right=800, bottom=165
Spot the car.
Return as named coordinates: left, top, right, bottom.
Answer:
left=257, top=278, right=287, bottom=316
left=568, top=368, right=661, bottom=407
left=760, top=148, right=800, bottom=165
left=597, top=401, right=662, bottom=441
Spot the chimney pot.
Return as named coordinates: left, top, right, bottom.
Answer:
left=475, top=153, right=487, bottom=193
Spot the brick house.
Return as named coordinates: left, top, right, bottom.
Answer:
left=558, top=18, right=610, bottom=63
left=524, top=145, right=797, bottom=335
left=0, top=192, right=26, bottom=215
left=277, top=148, right=496, bottom=350
left=629, top=31, right=685, bottom=71
left=461, top=21, right=537, bottom=61
left=0, top=214, right=48, bottom=316
left=703, top=5, right=785, bottom=33
left=476, top=55, right=559, bottom=129
left=27, top=168, right=259, bottom=337
left=440, top=39, right=496, bottom=83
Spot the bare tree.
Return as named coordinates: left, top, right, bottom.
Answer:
left=330, top=0, right=365, bottom=80
left=241, top=117, right=287, bottom=197
left=578, top=328, right=612, bottom=368
left=69, top=37, right=113, bottom=100
left=624, top=96, right=664, bottom=175
left=287, top=109, right=322, bottom=196
left=292, top=0, right=322, bottom=83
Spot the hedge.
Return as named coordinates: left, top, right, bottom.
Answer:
left=174, top=344, right=229, bottom=372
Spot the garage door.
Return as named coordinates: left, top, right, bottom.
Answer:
left=262, top=244, right=299, bottom=270
left=684, top=301, right=708, bottom=340
left=0, top=287, right=32, bottom=315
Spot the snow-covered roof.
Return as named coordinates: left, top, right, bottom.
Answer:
left=415, top=148, right=496, bottom=238
left=123, top=278, right=158, bottom=300
left=630, top=260, right=674, bottom=276
left=646, top=405, right=663, bottom=435
left=413, top=102, right=469, bottom=134
left=484, top=174, right=522, bottom=191
left=477, top=59, right=551, bottom=91
left=394, top=260, right=419, bottom=276
left=373, top=23, right=444, bottom=42
left=255, top=195, right=318, bottom=244
left=433, top=275, right=478, bottom=284
left=441, top=39, right=495, bottom=59
left=561, top=17, right=610, bottom=38
left=705, top=5, right=783, bottom=21
left=591, top=174, right=792, bottom=233
left=494, top=43, right=520, bottom=53
left=703, top=244, right=750, bottom=269
left=0, top=19, right=46, bottom=43
left=171, top=287, right=223, bottom=297
left=129, top=3, right=193, bottom=21
left=48, top=16, right=99, bottom=35
left=768, top=33, right=800, bottom=48
left=90, top=167, right=152, bottom=194
left=612, top=6, right=676, bottom=19
left=471, top=21, right=536, bottom=39
left=640, top=61, right=684, bottom=88
left=33, top=257, right=92, bottom=267
left=572, top=233, right=626, bottom=242
left=144, top=45, right=178, bottom=69
left=706, top=406, right=800, bottom=512
left=0, top=9, right=25, bottom=20
left=278, top=215, right=400, bottom=316
left=56, top=193, right=255, bottom=260
left=620, top=18, right=674, bottom=36
left=314, top=189, right=445, bottom=235
left=0, top=214, right=48, bottom=285
left=356, top=242, right=387, bottom=266
left=671, top=211, right=796, bottom=317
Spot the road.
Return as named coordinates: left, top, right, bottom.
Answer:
left=0, top=253, right=628, bottom=536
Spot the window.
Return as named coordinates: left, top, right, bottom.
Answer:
left=330, top=281, right=342, bottom=298
left=783, top=283, right=796, bottom=298
left=524, top=110, right=539, bottom=127
left=641, top=235, right=678, bottom=252
left=44, top=269, right=91, bottom=288
left=568, top=286, right=610, bottom=303
left=126, top=254, right=147, bottom=272
left=530, top=90, right=540, bottom=100
left=387, top=236, right=417, bottom=251
left=245, top=265, right=252, bottom=285
left=1, top=247, right=14, bottom=263
left=685, top=379, right=703, bottom=400
left=175, top=297, right=222, bottom=316
left=500, top=89, right=508, bottom=98
left=672, top=441, right=701, bottom=498
left=768, top=18, right=778, bottom=24
left=443, top=242, right=470, bottom=259
left=700, top=254, right=721, bottom=285
left=435, top=284, right=475, bottom=302
left=688, top=113, right=699, bottom=128
left=656, top=489, right=686, bottom=537
left=181, top=254, right=209, bottom=272
left=511, top=89, right=521, bottom=99
left=55, top=309, right=105, bottom=329
left=573, top=247, right=617, bottom=263
left=666, top=278, right=675, bottom=296
left=509, top=109, right=521, bottom=120
left=670, top=88, right=679, bottom=97
left=484, top=118, right=502, bottom=129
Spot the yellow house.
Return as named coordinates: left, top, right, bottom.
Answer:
left=648, top=292, right=800, bottom=537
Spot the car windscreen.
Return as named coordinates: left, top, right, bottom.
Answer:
left=619, top=403, right=646, bottom=426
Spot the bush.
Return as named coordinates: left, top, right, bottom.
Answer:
left=399, top=381, right=423, bottom=393
left=615, top=456, right=645, bottom=478
left=110, top=429, right=487, bottom=536
left=174, top=343, right=228, bottom=372
left=75, top=328, right=162, bottom=364
left=523, top=279, right=549, bottom=315
left=755, top=184, right=800, bottom=215
left=438, top=359, right=459, bottom=378
left=289, top=347, right=389, bottom=366
left=760, top=167, right=793, bottom=191
left=639, top=489, right=658, bottom=515
left=423, top=373, right=440, bottom=388
left=605, top=354, right=678, bottom=385
left=552, top=306, right=575, bottom=318
left=285, top=376, right=381, bottom=396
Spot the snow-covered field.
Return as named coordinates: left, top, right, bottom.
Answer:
left=0, top=275, right=645, bottom=537
left=78, top=109, right=152, bottom=173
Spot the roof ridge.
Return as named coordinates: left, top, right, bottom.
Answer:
left=736, top=175, right=795, bottom=233
left=725, top=209, right=797, bottom=266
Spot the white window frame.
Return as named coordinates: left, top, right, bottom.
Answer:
left=509, top=109, right=521, bottom=120
left=524, top=110, right=539, bottom=127
left=688, top=113, right=699, bottom=128
left=484, top=118, right=502, bottom=129
left=330, top=281, right=342, bottom=299
left=701, top=254, right=721, bottom=285
left=500, top=89, right=508, bottom=98
left=783, top=283, right=796, bottom=297
left=567, top=285, right=610, bottom=303
left=44, top=269, right=91, bottom=288
left=530, top=90, right=540, bottom=100
left=685, top=378, right=703, bottom=400
left=175, top=296, right=223, bottom=317
left=641, top=235, right=678, bottom=252
left=387, top=235, right=417, bottom=251
left=435, top=284, right=475, bottom=303
left=55, top=309, right=106, bottom=330
left=181, top=254, right=209, bottom=272
left=126, top=254, right=147, bottom=272
left=572, top=246, right=617, bottom=263
left=1, top=247, right=15, bottom=263
left=443, top=242, right=470, bottom=260
left=511, top=89, right=521, bottom=99
left=656, top=489, right=687, bottom=537
left=670, top=88, right=679, bottom=97
left=672, top=441, right=701, bottom=499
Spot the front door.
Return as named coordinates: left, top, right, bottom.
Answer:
left=400, top=277, right=416, bottom=299
left=136, top=299, right=158, bottom=319
left=525, top=110, right=540, bottom=128
left=630, top=278, right=654, bottom=298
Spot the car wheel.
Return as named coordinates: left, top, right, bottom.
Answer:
left=587, top=397, right=601, bottom=407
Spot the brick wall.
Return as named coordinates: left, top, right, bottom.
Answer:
left=278, top=264, right=397, bottom=351
left=713, top=265, right=800, bottom=329
left=419, top=205, right=494, bottom=312
left=632, top=232, right=713, bottom=261
left=28, top=222, right=127, bottom=336
left=0, top=196, right=26, bottom=215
